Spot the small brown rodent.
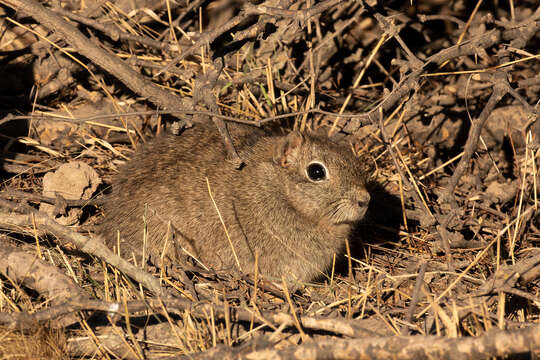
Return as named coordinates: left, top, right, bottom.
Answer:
left=99, top=124, right=370, bottom=285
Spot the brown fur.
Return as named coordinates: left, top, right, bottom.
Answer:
left=99, top=124, right=370, bottom=284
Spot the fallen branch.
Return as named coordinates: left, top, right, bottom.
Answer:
left=189, top=324, right=540, bottom=360
left=0, top=199, right=164, bottom=296
left=0, top=296, right=385, bottom=338
left=0, top=239, right=86, bottom=305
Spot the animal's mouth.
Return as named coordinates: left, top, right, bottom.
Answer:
left=326, top=199, right=369, bottom=224
left=340, top=208, right=368, bottom=223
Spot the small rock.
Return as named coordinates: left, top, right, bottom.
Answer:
left=483, top=179, right=518, bottom=205
left=482, top=105, right=540, bottom=150
left=40, top=162, right=101, bottom=225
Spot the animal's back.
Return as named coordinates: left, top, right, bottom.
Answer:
left=99, top=124, right=265, bottom=265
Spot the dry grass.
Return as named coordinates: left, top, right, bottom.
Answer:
left=0, top=0, right=539, bottom=358
left=0, top=326, right=67, bottom=359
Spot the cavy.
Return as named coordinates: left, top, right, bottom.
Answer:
left=99, top=124, right=370, bottom=286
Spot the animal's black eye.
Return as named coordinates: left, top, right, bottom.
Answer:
left=306, top=162, right=327, bottom=182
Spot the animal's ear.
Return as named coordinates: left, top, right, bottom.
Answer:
left=273, top=131, right=304, bottom=167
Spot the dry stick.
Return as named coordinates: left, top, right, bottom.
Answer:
left=331, top=32, right=387, bottom=135
left=417, top=205, right=536, bottom=318
left=514, top=252, right=540, bottom=285
left=0, top=109, right=260, bottom=128
left=195, top=57, right=243, bottom=167
left=424, top=248, right=540, bottom=331
left=190, top=324, right=540, bottom=360
left=506, top=85, right=540, bottom=123
left=499, top=7, right=540, bottom=115
left=374, top=13, right=421, bottom=69
left=375, top=109, right=433, bottom=222
left=1, top=190, right=104, bottom=208
left=500, top=284, right=540, bottom=304
left=0, top=107, right=378, bottom=130
left=476, top=252, right=540, bottom=297
left=501, top=5, right=540, bottom=45
left=300, top=0, right=317, bottom=132
left=0, top=199, right=164, bottom=296
left=241, top=275, right=287, bottom=301
left=501, top=286, right=540, bottom=303
left=156, top=0, right=206, bottom=41
left=0, top=296, right=380, bottom=338
left=436, top=209, right=458, bottom=269
left=437, top=6, right=540, bottom=206
left=156, top=9, right=250, bottom=76
left=238, top=0, right=309, bottom=50
left=232, top=10, right=277, bottom=47
left=418, top=14, right=466, bottom=27
left=431, top=249, right=540, bottom=332
left=170, top=263, right=199, bottom=302
left=440, top=72, right=509, bottom=206
left=52, top=5, right=172, bottom=50
left=246, top=0, right=339, bottom=21
left=434, top=12, right=538, bottom=266
left=281, top=277, right=308, bottom=342
left=0, top=240, right=87, bottom=306
left=404, top=261, right=427, bottom=335
left=205, top=177, right=241, bottom=271
left=342, top=28, right=504, bottom=134
left=156, top=0, right=339, bottom=76
left=1, top=0, right=191, bottom=117
left=296, top=15, right=359, bottom=73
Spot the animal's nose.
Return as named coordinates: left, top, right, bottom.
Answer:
left=357, top=191, right=370, bottom=208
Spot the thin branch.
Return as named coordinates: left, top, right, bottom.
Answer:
left=0, top=199, right=164, bottom=296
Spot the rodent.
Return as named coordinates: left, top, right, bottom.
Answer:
left=99, top=123, right=370, bottom=286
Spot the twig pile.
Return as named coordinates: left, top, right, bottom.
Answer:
left=0, top=0, right=539, bottom=358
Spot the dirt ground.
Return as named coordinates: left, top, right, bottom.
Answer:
left=0, top=0, right=539, bottom=359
